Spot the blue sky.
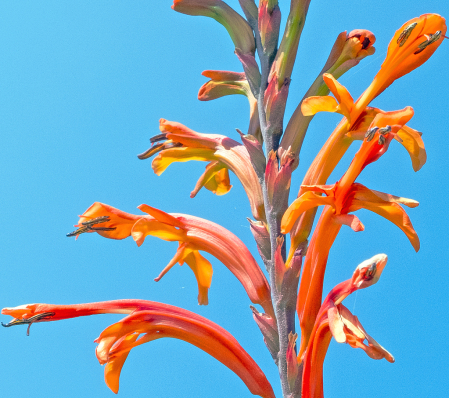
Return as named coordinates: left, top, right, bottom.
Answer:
left=0, top=1, right=448, bottom=397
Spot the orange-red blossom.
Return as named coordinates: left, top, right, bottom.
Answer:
left=282, top=107, right=420, bottom=356
left=301, top=254, right=393, bottom=398
left=2, top=300, right=275, bottom=398
left=138, top=118, right=266, bottom=222
left=72, top=202, right=274, bottom=318
left=288, top=14, right=445, bottom=256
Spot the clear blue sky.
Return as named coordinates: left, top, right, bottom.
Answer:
left=0, top=1, right=448, bottom=397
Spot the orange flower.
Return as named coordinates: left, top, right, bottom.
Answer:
left=70, top=202, right=274, bottom=316
left=301, top=255, right=393, bottom=398
left=138, top=119, right=266, bottom=221
left=281, top=111, right=419, bottom=356
left=286, top=106, right=422, bottom=262
left=2, top=300, right=275, bottom=398
left=288, top=15, right=445, bottom=254
left=302, top=14, right=446, bottom=125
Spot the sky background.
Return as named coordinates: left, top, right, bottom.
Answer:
left=0, top=1, right=448, bottom=397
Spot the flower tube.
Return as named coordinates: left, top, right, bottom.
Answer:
left=138, top=119, right=266, bottom=221
left=2, top=300, right=275, bottom=398
left=69, top=202, right=274, bottom=317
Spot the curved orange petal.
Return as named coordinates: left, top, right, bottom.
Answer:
left=349, top=198, right=420, bottom=251
left=281, top=191, right=335, bottom=234
left=203, top=166, right=232, bottom=196
left=183, top=250, right=213, bottom=306
left=322, top=73, right=354, bottom=119
left=95, top=309, right=276, bottom=398
left=104, top=333, right=139, bottom=394
left=77, top=202, right=143, bottom=240
left=396, top=125, right=426, bottom=171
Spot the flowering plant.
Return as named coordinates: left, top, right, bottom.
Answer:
left=1, top=2, right=447, bottom=397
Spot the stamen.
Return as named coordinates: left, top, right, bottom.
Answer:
left=1, top=312, right=55, bottom=336
left=364, top=264, right=377, bottom=281
left=150, top=133, right=168, bottom=144
left=414, top=31, right=442, bottom=54
left=66, top=226, right=90, bottom=237
left=137, top=142, right=166, bottom=159
left=397, top=23, right=417, bottom=47
left=364, top=127, right=378, bottom=142
left=67, top=216, right=116, bottom=237
left=378, top=125, right=392, bottom=135
left=81, top=216, right=111, bottom=227
left=378, top=135, right=386, bottom=145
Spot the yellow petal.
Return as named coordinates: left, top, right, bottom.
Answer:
left=183, top=250, right=214, bottom=306
left=151, top=147, right=215, bottom=175
left=301, top=96, right=340, bottom=116
left=281, top=192, right=335, bottom=234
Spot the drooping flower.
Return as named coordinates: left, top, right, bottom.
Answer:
left=301, top=255, right=393, bottom=398
left=138, top=119, right=266, bottom=222
left=70, top=202, right=274, bottom=316
left=2, top=300, right=276, bottom=398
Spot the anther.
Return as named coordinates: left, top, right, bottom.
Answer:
left=414, top=31, right=442, bottom=54
left=150, top=133, right=168, bottom=144
left=364, top=264, right=377, bottom=281
left=378, top=135, right=386, bottom=145
left=397, top=23, right=417, bottom=47
left=1, top=312, right=56, bottom=336
left=378, top=125, right=392, bottom=135
left=365, top=127, right=378, bottom=142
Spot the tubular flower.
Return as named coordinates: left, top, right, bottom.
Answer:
left=291, top=15, right=445, bottom=248
left=138, top=119, right=266, bottom=222
left=287, top=105, right=421, bottom=261
left=71, top=202, right=274, bottom=316
left=302, top=304, right=394, bottom=398
left=280, top=29, right=376, bottom=162
left=198, top=70, right=261, bottom=141
left=302, top=14, right=446, bottom=125
left=301, top=255, right=393, bottom=398
left=281, top=112, right=419, bottom=356
left=2, top=300, right=275, bottom=398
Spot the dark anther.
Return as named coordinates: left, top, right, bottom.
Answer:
left=397, top=22, right=417, bottom=47
left=2, top=312, right=55, bottom=336
left=81, top=216, right=111, bottom=227
left=365, top=127, right=378, bottom=142
left=378, top=125, right=392, bottom=135
left=67, top=216, right=116, bottom=237
left=137, top=142, right=165, bottom=159
left=364, top=264, right=377, bottom=281
left=378, top=135, right=386, bottom=145
left=150, top=133, right=168, bottom=144
left=414, top=31, right=442, bottom=54
left=361, top=37, right=371, bottom=49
